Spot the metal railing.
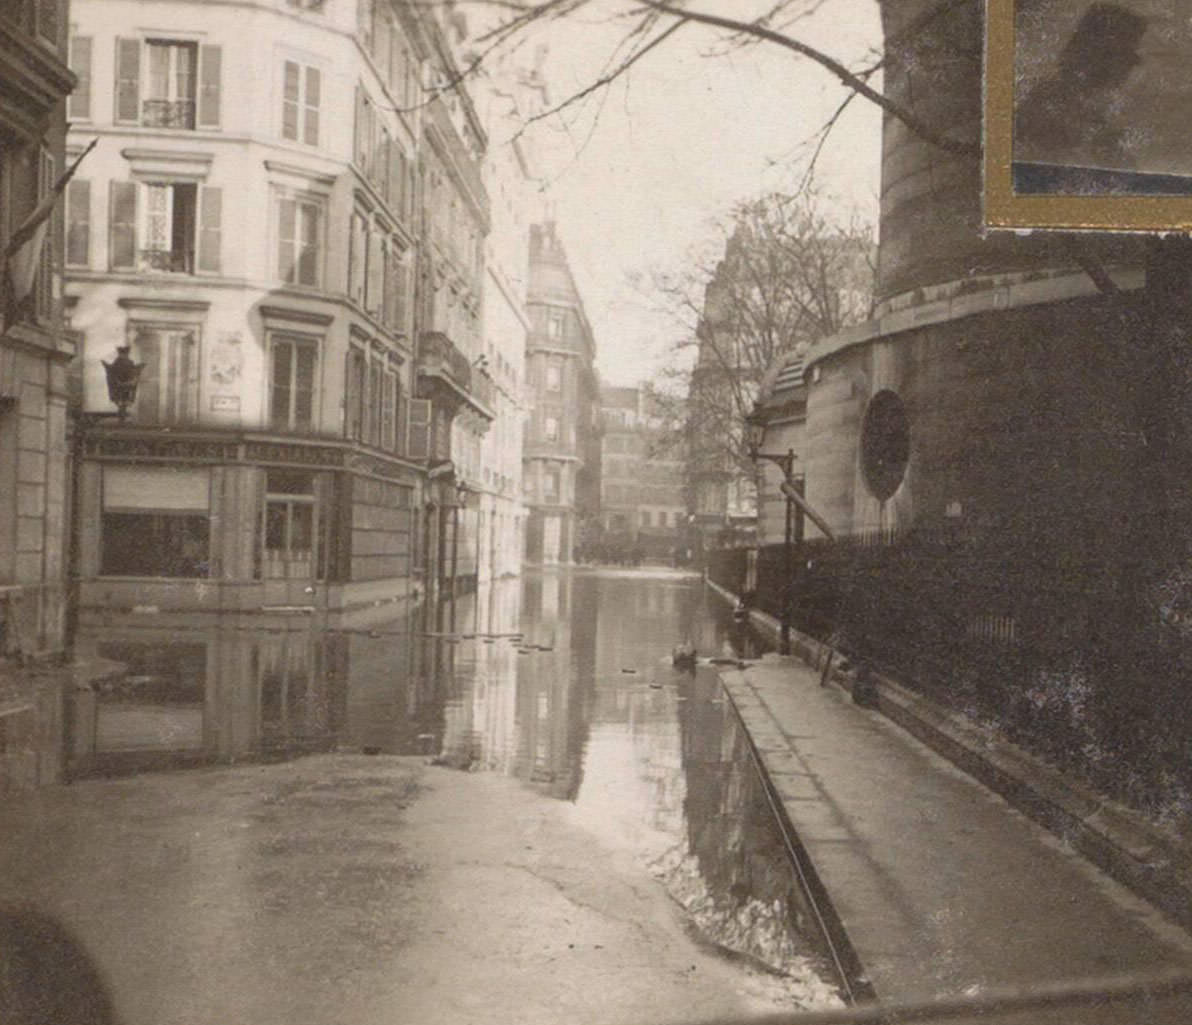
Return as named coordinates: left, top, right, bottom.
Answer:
left=139, top=248, right=193, bottom=274
left=706, top=529, right=1192, bottom=815
left=142, top=98, right=196, bottom=129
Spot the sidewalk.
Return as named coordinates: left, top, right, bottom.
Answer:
left=718, top=653, right=1192, bottom=1005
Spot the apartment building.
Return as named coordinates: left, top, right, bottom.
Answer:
left=64, top=0, right=496, bottom=615
left=0, top=0, right=75, bottom=657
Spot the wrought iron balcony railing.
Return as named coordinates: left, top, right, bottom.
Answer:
left=142, top=99, right=196, bottom=129
left=417, top=332, right=472, bottom=392
left=139, top=248, right=194, bottom=274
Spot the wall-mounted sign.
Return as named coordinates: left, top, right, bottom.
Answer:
left=211, top=395, right=240, bottom=412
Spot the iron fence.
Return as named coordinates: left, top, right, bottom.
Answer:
left=706, top=528, right=1192, bottom=816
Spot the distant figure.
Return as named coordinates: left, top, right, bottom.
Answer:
left=1014, top=3, right=1147, bottom=174
left=0, top=907, right=119, bottom=1024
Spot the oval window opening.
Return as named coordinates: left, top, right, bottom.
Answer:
left=861, top=390, right=910, bottom=501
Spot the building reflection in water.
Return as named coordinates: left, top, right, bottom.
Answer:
left=63, top=572, right=825, bottom=977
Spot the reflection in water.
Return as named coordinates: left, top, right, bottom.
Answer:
left=69, top=570, right=828, bottom=988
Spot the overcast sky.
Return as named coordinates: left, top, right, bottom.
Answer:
left=469, top=1, right=884, bottom=386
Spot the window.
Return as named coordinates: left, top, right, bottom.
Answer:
left=68, top=34, right=92, bottom=119
left=544, top=468, right=560, bottom=502
left=545, top=365, right=561, bottom=392
left=547, top=309, right=564, bottom=339
left=128, top=325, right=200, bottom=424
left=269, top=335, right=318, bottom=431
left=263, top=471, right=318, bottom=578
left=277, top=195, right=322, bottom=287
left=115, top=37, right=221, bottom=129
left=282, top=61, right=320, bottom=146
left=35, top=0, right=58, bottom=45
left=66, top=180, right=90, bottom=267
left=100, top=467, right=210, bottom=578
left=544, top=416, right=559, bottom=442
left=108, top=181, right=221, bottom=274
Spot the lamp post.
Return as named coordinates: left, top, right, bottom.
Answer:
left=66, top=345, right=144, bottom=659
left=99, top=345, right=144, bottom=422
left=745, top=411, right=799, bottom=656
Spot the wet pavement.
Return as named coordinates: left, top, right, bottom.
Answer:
left=0, top=569, right=841, bottom=1024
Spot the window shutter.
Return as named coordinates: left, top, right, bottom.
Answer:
left=282, top=61, right=300, bottom=140
left=367, top=230, right=383, bottom=317
left=198, top=45, right=222, bottom=128
left=407, top=398, right=430, bottom=460
left=278, top=197, right=296, bottom=282
left=349, top=213, right=366, bottom=305
left=304, top=67, right=320, bottom=146
left=354, top=86, right=366, bottom=169
left=114, top=38, right=140, bottom=124
left=197, top=186, right=222, bottom=273
left=109, top=181, right=138, bottom=270
left=66, top=180, right=90, bottom=267
left=68, top=37, right=92, bottom=120
left=130, top=327, right=162, bottom=421
left=389, top=145, right=403, bottom=216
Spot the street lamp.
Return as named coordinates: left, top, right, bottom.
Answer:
left=100, top=345, right=144, bottom=421
left=744, top=410, right=800, bottom=655
left=66, top=345, right=146, bottom=659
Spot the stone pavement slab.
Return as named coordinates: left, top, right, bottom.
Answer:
left=718, top=655, right=1192, bottom=1005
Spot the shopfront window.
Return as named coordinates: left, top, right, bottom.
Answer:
left=100, top=467, right=210, bottom=577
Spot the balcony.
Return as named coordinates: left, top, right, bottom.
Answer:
left=142, top=99, right=196, bottom=129
left=416, top=332, right=494, bottom=422
left=139, top=248, right=193, bottom=274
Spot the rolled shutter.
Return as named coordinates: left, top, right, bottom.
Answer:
left=109, top=181, right=138, bottom=270
left=407, top=398, right=430, bottom=460
left=198, top=45, right=222, bottom=128
left=197, top=186, right=222, bottom=273
left=114, top=38, right=140, bottom=124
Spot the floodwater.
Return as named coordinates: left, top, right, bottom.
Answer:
left=68, top=569, right=835, bottom=985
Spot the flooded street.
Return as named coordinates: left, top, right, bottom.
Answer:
left=1, top=570, right=841, bottom=1024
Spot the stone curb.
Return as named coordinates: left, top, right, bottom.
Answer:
left=705, top=577, right=1192, bottom=935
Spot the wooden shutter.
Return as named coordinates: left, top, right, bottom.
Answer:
left=130, top=327, right=162, bottom=421
left=197, top=186, right=222, bottom=273
left=395, top=377, right=408, bottom=456
left=304, top=67, right=320, bottom=146
left=66, top=180, right=90, bottom=267
left=68, top=36, right=92, bottom=120
left=354, top=86, right=366, bottom=169
left=114, top=38, right=140, bottom=124
left=395, top=144, right=410, bottom=215
left=278, top=198, right=296, bottom=282
left=407, top=398, right=430, bottom=460
left=198, top=45, right=221, bottom=128
left=367, top=230, right=383, bottom=317
left=282, top=61, right=300, bottom=140
left=109, top=181, right=138, bottom=270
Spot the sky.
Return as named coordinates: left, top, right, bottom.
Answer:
left=466, top=0, right=885, bottom=387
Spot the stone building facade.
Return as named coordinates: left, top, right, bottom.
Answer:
left=522, top=221, right=600, bottom=565
left=599, top=386, right=685, bottom=561
left=0, top=0, right=74, bottom=659
left=63, top=0, right=499, bottom=616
